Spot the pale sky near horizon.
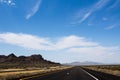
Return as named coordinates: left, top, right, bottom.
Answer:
left=0, top=0, right=120, bottom=63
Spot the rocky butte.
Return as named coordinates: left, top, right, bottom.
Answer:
left=0, top=53, right=60, bottom=68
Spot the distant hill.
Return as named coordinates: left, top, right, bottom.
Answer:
left=64, top=61, right=103, bottom=66
left=0, top=53, right=60, bottom=68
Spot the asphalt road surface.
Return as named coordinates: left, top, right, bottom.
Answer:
left=19, top=67, right=120, bottom=80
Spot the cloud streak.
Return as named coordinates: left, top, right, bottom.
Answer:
left=105, top=24, right=119, bottom=30
left=77, top=11, right=92, bottom=25
left=73, top=0, right=109, bottom=25
left=26, top=0, right=42, bottom=19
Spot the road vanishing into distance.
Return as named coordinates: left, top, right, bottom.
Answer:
left=19, top=67, right=120, bottom=80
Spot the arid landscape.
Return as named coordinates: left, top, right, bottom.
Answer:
left=0, top=0, right=120, bottom=80
left=0, top=53, right=71, bottom=80
left=0, top=53, right=60, bottom=69
left=0, top=54, right=120, bottom=80
left=0, top=66, right=72, bottom=80
left=83, top=65, right=120, bottom=76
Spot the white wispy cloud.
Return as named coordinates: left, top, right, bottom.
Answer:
left=0, top=32, right=119, bottom=51
left=67, top=46, right=119, bottom=56
left=0, top=33, right=98, bottom=50
left=77, top=11, right=92, bottom=24
left=66, top=46, right=120, bottom=63
left=26, top=0, right=42, bottom=19
left=0, top=0, right=15, bottom=6
left=0, top=32, right=119, bottom=63
left=73, top=0, right=109, bottom=25
left=0, top=32, right=53, bottom=50
left=105, top=24, right=118, bottom=30
left=54, top=36, right=98, bottom=50
left=94, top=0, right=109, bottom=9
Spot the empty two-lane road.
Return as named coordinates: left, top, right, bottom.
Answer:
left=20, top=67, right=120, bottom=80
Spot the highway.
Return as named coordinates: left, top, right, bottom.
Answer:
left=19, top=67, right=120, bottom=80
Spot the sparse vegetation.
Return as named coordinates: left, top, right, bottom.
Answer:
left=83, top=65, right=120, bottom=76
left=0, top=54, right=71, bottom=80
left=0, top=66, right=72, bottom=80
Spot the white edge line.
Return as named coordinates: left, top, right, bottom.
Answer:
left=81, top=68, right=99, bottom=80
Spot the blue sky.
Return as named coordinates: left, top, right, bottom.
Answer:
left=0, top=0, right=120, bottom=63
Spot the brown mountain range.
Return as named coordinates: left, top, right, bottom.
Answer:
left=0, top=53, right=60, bottom=68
